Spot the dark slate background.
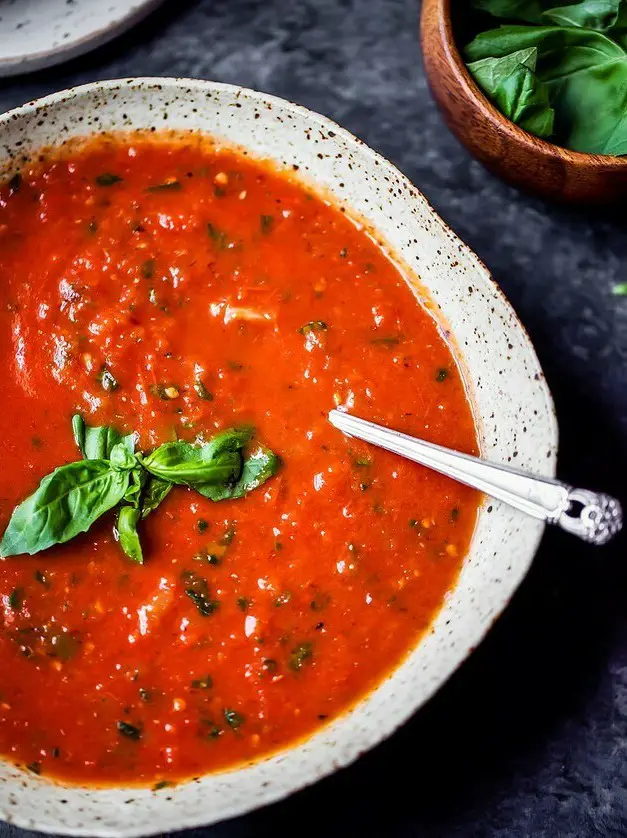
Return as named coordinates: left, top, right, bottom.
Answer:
left=1, top=1, right=625, bottom=836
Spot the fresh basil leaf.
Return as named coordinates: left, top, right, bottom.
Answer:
left=140, top=476, right=172, bottom=518
left=143, top=428, right=253, bottom=487
left=144, top=442, right=241, bottom=486
left=201, top=426, right=254, bottom=456
left=468, top=47, right=555, bottom=137
left=231, top=446, right=280, bottom=498
left=465, top=23, right=624, bottom=62
left=117, top=506, right=143, bottom=564
left=72, top=415, right=135, bottom=460
left=466, top=25, right=627, bottom=153
left=542, top=0, right=622, bottom=31
left=613, top=5, right=627, bottom=43
left=1, top=461, right=129, bottom=557
left=471, top=0, right=547, bottom=22
left=541, top=34, right=627, bottom=153
left=198, top=445, right=280, bottom=501
left=109, top=442, right=137, bottom=472
left=124, top=467, right=147, bottom=508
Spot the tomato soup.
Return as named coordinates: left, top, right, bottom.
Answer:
left=0, top=135, right=478, bottom=786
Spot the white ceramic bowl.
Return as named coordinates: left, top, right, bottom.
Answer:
left=0, top=79, right=557, bottom=837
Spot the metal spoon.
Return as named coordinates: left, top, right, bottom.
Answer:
left=328, top=410, right=622, bottom=546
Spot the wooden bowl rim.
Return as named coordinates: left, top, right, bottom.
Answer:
left=425, top=0, right=627, bottom=170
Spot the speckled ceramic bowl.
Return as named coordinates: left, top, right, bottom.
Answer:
left=0, top=0, right=166, bottom=78
left=0, top=79, right=557, bottom=836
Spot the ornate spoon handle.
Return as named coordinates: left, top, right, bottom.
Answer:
left=328, top=410, right=622, bottom=546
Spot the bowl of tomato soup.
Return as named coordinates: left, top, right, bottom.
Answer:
left=0, top=78, right=556, bottom=835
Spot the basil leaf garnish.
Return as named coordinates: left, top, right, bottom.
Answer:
left=471, top=0, right=545, bottom=23
left=468, top=47, right=555, bottom=138
left=198, top=446, right=280, bottom=501
left=2, top=421, right=279, bottom=561
left=143, top=428, right=253, bottom=487
left=109, top=442, right=137, bottom=472
left=1, top=461, right=130, bottom=557
left=543, top=1, right=621, bottom=32
left=72, top=414, right=135, bottom=460
left=117, top=506, right=143, bottom=564
left=124, top=467, right=147, bottom=508
left=143, top=442, right=241, bottom=485
left=140, top=476, right=172, bottom=519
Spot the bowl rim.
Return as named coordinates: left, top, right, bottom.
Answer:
left=0, top=0, right=167, bottom=78
left=0, top=76, right=559, bottom=836
left=425, top=0, right=627, bottom=168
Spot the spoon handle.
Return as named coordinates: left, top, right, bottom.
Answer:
left=328, top=410, right=622, bottom=546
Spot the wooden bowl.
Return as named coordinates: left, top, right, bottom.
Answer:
left=420, top=0, right=627, bottom=203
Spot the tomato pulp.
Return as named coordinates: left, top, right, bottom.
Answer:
left=0, top=135, right=479, bottom=785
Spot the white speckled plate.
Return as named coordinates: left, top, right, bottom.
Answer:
left=0, top=79, right=558, bottom=836
left=0, top=0, right=165, bottom=77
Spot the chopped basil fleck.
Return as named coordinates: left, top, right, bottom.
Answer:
left=436, top=368, right=448, bottom=383
left=117, top=721, right=142, bottom=740
left=8, top=588, right=23, bottom=610
left=260, top=214, right=274, bottom=235
left=97, top=366, right=119, bottom=392
left=147, top=180, right=181, bottom=192
left=274, top=591, right=292, bottom=607
left=95, top=173, right=123, bottom=187
left=220, top=527, right=236, bottom=546
left=183, top=572, right=219, bottom=617
left=207, top=222, right=230, bottom=249
left=35, top=570, right=50, bottom=588
left=223, top=708, right=245, bottom=730
left=141, top=258, right=156, bottom=279
left=191, top=675, right=213, bottom=690
left=298, top=321, right=328, bottom=335
left=204, top=722, right=223, bottom=740
left=310, top=591, right=331, bottom=612
left=371, top=334, right=402, bottom=347
left=193, top=549, right=221, bottom=566
left=153, top=780, right=172, bottom=791
left=193, top=379, right=213, bottom=401
left=288, top=641, right=313, bottom=672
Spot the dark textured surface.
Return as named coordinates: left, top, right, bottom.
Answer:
left=0, top=1, right=625, bottom=836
